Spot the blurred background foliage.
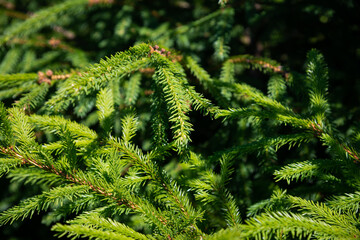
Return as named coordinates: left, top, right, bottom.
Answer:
left=0, top=0, right=359, bottom=239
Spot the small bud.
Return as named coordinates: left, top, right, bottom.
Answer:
left=46, top=70, right=53, bottom=77
left=38, top=71, right=45, bottom=78
left=48, top=37, right=61, bottom=47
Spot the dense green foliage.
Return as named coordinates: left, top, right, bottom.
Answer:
left=0, top=0, right=360, bottom=239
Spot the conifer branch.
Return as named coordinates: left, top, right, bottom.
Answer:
left=274, top=159, right=341, bottom=184
left=247, top=189, right=291, bottom=217
left=0, top=0, right=89, bottom=45
left=184, top=85, right=220, bottom=116
left=0, top=4, right=358, bottom=238
left=8, top=167, right=64, bottom=186
left=0, top=47, right=22, bottom=74
left=10, top=37, right=82, bottom=55
left=14, top=84, right=50, bottom=111
left=150, top=82, right=169, bottom=148
left=267, top=75, right=287, bottom=100
left=219, top=60, right=235, bottom=84
left=185, top=56, right=230, bottom=107
left=188, top=154, right=241, bottom=227
left=228, top=55, right=289, bottom=78
left=306, top=49, right=330, bottom=120
left=156, top=8, right=231, bottom=41
left=151, top=53, right=193, bottom=151
left=121, top=114, right=138, bottom=144
left=241, top=211, right=355, bottom=239
left=53, top=224, right=137, bottom=240
left=0, top=73, right=38, bottom=88
left=0, top=102, right=13, bottom=146
left=327, top=192, right=360, bottom=213
left=231, top=83, right=302, bottom=122
left=29, top=114, right=97, bottom=140
left=213, top=37, right=231, bottom=61
left=0, top=185, right=89, bottom=225
left=0, top=157, right=22, bottom=177
left=7, top=108, right=36, bottom=147
left=44, top=43, right=150, bottom=113
left=0, top=145, right=139, bottom=212
left=96, top=88, right=115, bottom=135
left=309, top=123, right=360, bottom=163
left=0, top=85, right=35, bottom=101
left=213, top=133, right=312, bottom=160
left=108, top=138, right=202, bottom=227
left=124, top=73, right=142, bottom=106
left=289, top=195, right=360, bottom=234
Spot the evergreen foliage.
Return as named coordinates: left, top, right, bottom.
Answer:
left=0, top=0, right=360, bottom=239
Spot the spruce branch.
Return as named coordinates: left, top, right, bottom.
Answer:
left=306, top=49, right=330, bottom=120
left=241, top=211, right=355, bottom=240
left=156, top=8, right=232, bottom=41
left=150, top=82, right=170, bottom=148
left=53, top=224, right=137, bottom=240
left=230, top=82, right=301, bottom=122
left=0, top=157, right=22, bottom=177
left=7, top=107, right=36, bottom=147
left=185, top=56, right=230, bottom=107
left=309, top=123, right=360, bottom=163
left=96, top=87, right=115, bottom=135
left=0, top=3, right=358, bottom=238
left=44, top=43, right=150, bottom=113
left=267, top=75, right=287, bottom=100
left=214, top=80, right=308, bottom=128
left=29, top=114, right=97, bottom=140
left=151, top=52, right=193, bottom=151
left=121, top=113, right=138, bottom=144
left=219, top=60, right=235, bottom=84
left=185, top=56, right=213, bottom=87
left=289, top=195, right=360, bottom=236
left=0, top=85, right=33, bottom=101
left=14, top=84, right=50, bottom=111
left=184, top=85, right=220, bottom=116
left=0, top=185, right=90, bottom=225
left=187, top=154, right=241, bottom=227
left=205, top=227, right=241, bottom=240
left=9, top=36, right=81, bottom=55
left=0, top=145, right=139, bottom=211
left=0, top=47, right=22, bottom=74
left=124, top=73, right=142, bottom=106
left=8, top=167, right=64, bottom=186
left=247, top=189, right=291, bottom=217
left=228, top=54, right=289, bottom=78
left=212, top=133, right=312, bottom=160
left=327, top=192, right=360, bottom=213
left=0, top=0, right=89, bottom=45
left=213, top=37, right=231, bottom=61
left=0, top=102, right=13, bottom=146
left=274, top=159, right=341, bottom=184
left=108, top=138, right=201, bottom=225
left=0, top=73, right=38, bottom=89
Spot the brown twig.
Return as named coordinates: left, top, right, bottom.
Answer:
left=0, top=0, right=15, bottom=10
left=37, top=70, right=82, bottom=85
left=308, top=122, right=360, bottom=163
left=88, top=0, right=114, bottom=6
left=11, top=37, right=77, bottom=52
left=0, top=146, right=138, bottom=209
left=229, top=56, right=290, bottom=80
